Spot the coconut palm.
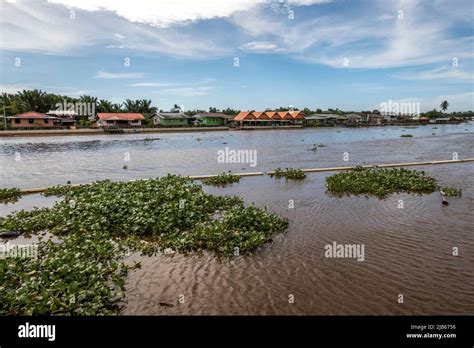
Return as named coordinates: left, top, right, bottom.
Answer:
left=440, top=100, right=449, bottom=112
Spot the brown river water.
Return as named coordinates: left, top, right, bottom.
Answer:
left=1, top=124, right=473, bottom=314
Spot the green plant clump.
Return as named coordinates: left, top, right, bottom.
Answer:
left=202, top=172, right=241, bottom=186
left=270, top=168, right=306, bottom=180
left=326, top=166, right=438, bottom=198
left=441, top=187, right=462, bottom=197
left=400, top=134, right=413, bottom=137
left=0, top=188, right=22, bottom=204
left=0, top=230, right=127, bottom=315
left=0, top=175, right=288, bottom=314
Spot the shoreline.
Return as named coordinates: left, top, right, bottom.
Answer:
left=0, top=122, right=469, bottom=138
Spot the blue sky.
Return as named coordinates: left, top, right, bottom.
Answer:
left=0, top=0, right=473, bottom=112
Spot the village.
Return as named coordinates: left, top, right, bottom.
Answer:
left=1, top=108, right=470, bottom=134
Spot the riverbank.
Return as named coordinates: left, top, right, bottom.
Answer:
left=0, top=121, right=469, bottom=137
left=0, top=127, right=230, bottom=137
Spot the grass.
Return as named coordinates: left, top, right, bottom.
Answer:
left=269, top=168, right=306, bottom=180
left=0, top=188, right=22, bottom=204
left=202, top=172, right=241, bottom=186
left=0, top=175, right=288, bottom=314
left=326, top=166, right=438, bottom=198
left=440, top=187, right=462, bottom=197
left=400, top=134, right=413, bottom=137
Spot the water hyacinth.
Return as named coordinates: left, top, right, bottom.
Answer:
left=0, top=175, right=288, bottom=314
left=202, top=172, right=241, bottom=186
left=326, top=167, right=438, bottom=198
left=0, top=188, right=22, bottom=204
left=440, top=187, right=462, bottom=197
left=0, top=230, right=127, bottom=315
left=270, top=168, right=306, bottom=180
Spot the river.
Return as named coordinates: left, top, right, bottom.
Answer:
left=1, top=123, right=473, bottom=314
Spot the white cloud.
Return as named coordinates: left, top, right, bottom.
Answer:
left=130, top=82, right=179, bottom=88
left=95, top=70, right=144, bottom=79
left=393, top=65, right=473, bottom=80
left=161, top=86, right=214, bottom=97
left=239, top=41, right=280, bottom=51
left=47, top=0, right=265, bottom=28
left=1, top=0, right=472, bottom=74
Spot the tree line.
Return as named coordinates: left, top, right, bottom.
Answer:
left=1, top=90, right=472, bottom=119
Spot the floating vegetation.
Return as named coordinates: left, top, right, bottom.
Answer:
left=0, top=175, right=288, bottom=314
left=270, top=168, right=306, bottom=180
left=400, top=134, right=413, bottom=137
left=0, top=230, right=127, bottom=315
left=202, top=172, right=241, bottom=186
left=0, top=188, right=22, bottom=204
left=42, top=184, right=78, bottom=197
left=143, top=137, right=160, bottom=142
left=326, top=167, right=438, bottom=198
left=440, top=187, right=462, bottom=197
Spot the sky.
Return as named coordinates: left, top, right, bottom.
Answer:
left=0, top=0, right=473, bottom=112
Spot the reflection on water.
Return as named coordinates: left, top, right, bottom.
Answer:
left=1, top=123, right=473, bottom=315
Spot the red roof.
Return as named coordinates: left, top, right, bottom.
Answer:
left=234, top=112, right=255, bottom=121
left=9, top=111, right=57, bottom=119
left=97, top=113, right=144, bottom=121
left=289, top=111, right=305, bottom=119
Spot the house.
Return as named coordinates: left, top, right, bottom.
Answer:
left=47, top=110, right=78, bottom=128
left=434, top=117, right=450, bottom=124
left=7, top=111, right=59, bottom=129
left=419, top=117, right=430, bottom=125
left=233, top=110, right=305, bottom=127
left=305, top=114, right=340, bottom=127
left=345, top=114, right=362, bottom=127
left=194, top=112, right=234, bottom=126
left=364, top=113, right=384, bottom=126
left=152, top=112, right=189, bottom=127
left=96, top=113, right=144, bottom=127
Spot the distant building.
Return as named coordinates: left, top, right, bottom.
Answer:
left=152, top=112, right=189, bottom=127
left=7, top=111, right=59, bottom=129
left=305, top=114, right=340, bottom=127
left=95, top=113, right=144, bottom=127
left=233, top=110, right=305, bottom=127
left=194, top=112, right=234, bottom=126
left=345, top=113, right=363, bottom=127
left=47, top=110, right=78, bottom=128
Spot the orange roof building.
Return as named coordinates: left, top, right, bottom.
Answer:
left=233, top=110, right=305, bottom=126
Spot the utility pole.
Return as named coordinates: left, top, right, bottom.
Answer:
left=2, top=105, right=7, bottom=130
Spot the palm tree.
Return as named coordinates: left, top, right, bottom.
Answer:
left=123, top=99, right=139, bottom=112
left=17, top=89, right=49, bottom=112
left=97, top=99, right=114, bottom=112
left=440, top=100, right=449, bottom=112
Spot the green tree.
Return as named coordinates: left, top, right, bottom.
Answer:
left=440, top=100, right=449, bottom=112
